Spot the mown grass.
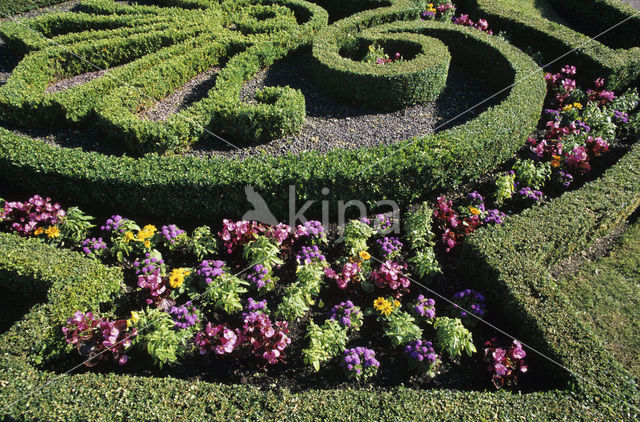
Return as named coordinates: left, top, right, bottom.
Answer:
left=557, top=221, right=640, bottom=380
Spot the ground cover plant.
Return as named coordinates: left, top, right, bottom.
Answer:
left=1, top=0, right=640, bottom=420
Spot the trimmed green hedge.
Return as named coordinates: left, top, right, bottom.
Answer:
left=2, top=138, right=640, bottom=421
left=461, top=138, right=640, bottom=411
left=0, top=0, right=66, bottom=16
left=458, top=0, right=640, bottom=89
left=0, top=0, right=329, bottom=154
left=0, top=19, right=545, bottom=222
left=311, top=3, right=451, bottom=109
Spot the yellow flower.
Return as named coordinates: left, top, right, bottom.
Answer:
left=573, top=102, right=582, bottom=109
left=562, top=104, right=573, bottom=111
left=550, top=155, right=562, bottom=168
left=468, top=206, right=481, bottom=216
left=127, top=311, right=140, bottom=327
left=45, top=226, right=60, bottom=239
left=169, top=268, right=191, bottom=289
left=137, top=224, right=157, bottom=241
left=359, top=250, right=371, bottom=260
left=393, top=300, right=400, bottom=307
left=144, top=240, right=151, bottom=249
left=373, top=297, right=393, bottom=316
left=33, top=227, right=44, bottom=236
left=124, top=231, right=134, bottom=243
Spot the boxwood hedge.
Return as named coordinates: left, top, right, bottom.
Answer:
left=0, top=18, right=546, bottom=223
left=458, top=0, right=640, bottom=89
left=311, top=0, right=451, bottom=110
left=1, top=128, right=639, bottom=422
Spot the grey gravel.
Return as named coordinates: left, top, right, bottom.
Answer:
left=188, top=52, right=500, bottom=159
left=142, top=67, right=219, bottom=122
left=45, top=68, right=112, bottom=94
left=621, top=0, right=640, bottom=11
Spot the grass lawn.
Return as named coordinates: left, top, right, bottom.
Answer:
left=558, top=221, right=640, bottom=380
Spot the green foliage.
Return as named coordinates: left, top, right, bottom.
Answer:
left=58, top=206, right=95, bottom=245
left=243, top=236, right=283, bottom=270
left=494, top=172, right=516, bottom=206
left=512, top=159, right=551, bottom=190
left=0, top=0, right=66, bottom=15
left=433, top=316, right=476, bottom=359
left=342, top=220, right=375, bottom=256
left=380, top=309, right=422, bottom=347
left=404, top=202, right=441, bottom=279
left=186, top=225, right=218, bottom=260
left=132, top=307, right=195, bottom=368
left=201, top=272, right=248, bottom=315
left=276, top=262, right=326, bottom=321
left=302, top=319, right=349, bottom=372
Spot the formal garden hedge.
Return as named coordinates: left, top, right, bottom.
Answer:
left=458, top=0, right=640, bottom=89
left=1, top=0, right=640, bottom=420
left=0, top=15, right=546, bottom=222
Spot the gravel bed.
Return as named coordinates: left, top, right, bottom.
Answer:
left=621, top=0, right=640, bottom=11
left=45, top=68, right=112, bottom=94
left=188, top=52, right=501, bottom=159
left=142, top=67, right=220, bottom=122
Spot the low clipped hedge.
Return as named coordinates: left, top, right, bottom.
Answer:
left=460, top=137, right=640, bottom=414
left=0, top=0, right=66, bottom=16
left=458, top=0, right=640, bottom=89
left=0, top=0, right=329, bottom=154
left=2, top=138, right=640, bottom=421
left=0, top=19, right=545, bottom=222
left=312, top=23, right=451, bottom=109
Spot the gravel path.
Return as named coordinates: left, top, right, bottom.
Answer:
left=621, top=0, right=640, bottom=11
left=189, top=52, right=500, bottom=159
left=45, top=68, right=113, bottom=94
left=142, top=67, right=219, bottom=122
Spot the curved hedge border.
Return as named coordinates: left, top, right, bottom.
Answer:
left=0, top=19, right=545, bottom=222
left=1, top=138, right=640, bottom=421
left=312, top=31, right=450, bottom=110
left=458, top=0, right=640, bottom=89
left=0, top=0, right=329, bottom=154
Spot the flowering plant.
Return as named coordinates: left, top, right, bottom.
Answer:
left=341, top=347, right=380, bottom=381
left=0, top=195, right=65, bottom=236
left=195, top=322, right=241, bottom=356
left=370, top=260, right=411, bottom=294
left=452, top=14, right=492, bottom=34
left=483, top=338, right=528, bottom=389
left=451, top=289, right=486, bottom=326
left=62, top=311, right=135, bottom=366
left=404, top=339, right=441, bottom=377
left=342, top=219, right=375, bottom=256
left=420, top=1, right=455, bottom=21
left=376, top=236, right=403, bottom=260
left=198, top=262, right=248, bottom=315
left=327, top=300, right=363, bottom=330
left=276, top=253, right=327, bottom=321
left=363, top=44, right=402, bottom=65
left=242, top=311, right=291, bottom=365
left=374, top=297, right=422, bottom=346
left=293, top=220, right=326, bottom=244
left=80, top=237, right=107, bottom=259
left=168, top=301, right=199, bottom=330
left=303, top=319, right=349, bottom=371
left=186, top=225, right=218, bottom=260
left=412, top=294, right=436, bottom=324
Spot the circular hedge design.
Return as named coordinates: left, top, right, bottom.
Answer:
left=0, top=0, right=546, bottom=222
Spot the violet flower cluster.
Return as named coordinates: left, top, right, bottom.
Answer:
left=294, top=220, right=325, bottom=243
left=376, top=236, right=403, bottom=259
left=242, top=297, right=268, bottom=318
left=341, top=347, right=380, bottom=381
left=246, top=264, right=272, bottom=289
left=100, top=215, right=128, bottom=234
left=404, top=339, right=441, bottom=376
left=169, top=301, right=199, bottom=329
left=160, top=224, right=185, bottom=244
left=327, top=301, right=363, bottom=329
left=517, top=186, right=544, bottom=203
left=196, top=259, right=225, bottom=284
left=413, top=295, right=436, bottom=321
left=452, top=14, right=493, bottom=34
left=452, top=289, right=486, bottom=324
left=133, top=253, right=165, bottom=276
left=81, top=237, right=107, bottom=258
left=296, top=245, right=326, bottom=265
